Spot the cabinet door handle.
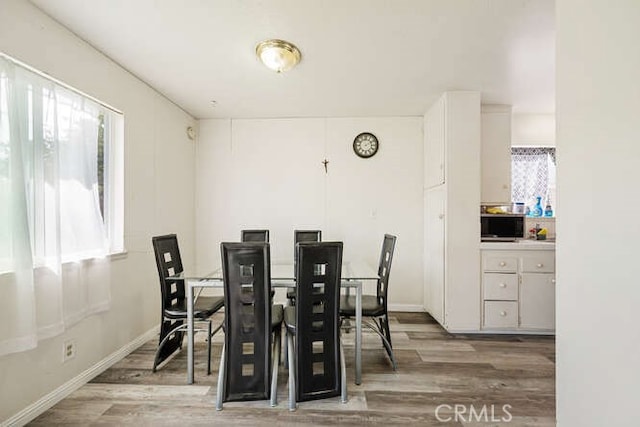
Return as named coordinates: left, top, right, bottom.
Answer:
left=551, top=278, right=556, bottom=284
left=438, top=214, right=444, bottom=219
left=499, top=283, right=506, bottom=288
left=499, top=262, right=506, bottom=267
left=500, top=311, right=507, bottom=317
left=537, top=263, right=543, bottom=268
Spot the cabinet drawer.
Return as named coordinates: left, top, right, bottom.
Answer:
left=521, top=253, right=555, bottom=273
left=483, top=273, right=518, bottom=300
left=484, top=301, right=518, bottom=328
left=483, top=256, right=517, bottom=272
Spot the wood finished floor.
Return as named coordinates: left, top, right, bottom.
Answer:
left=29, top=312, right=556, bottom=426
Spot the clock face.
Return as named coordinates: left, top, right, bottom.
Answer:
left=353, top=132, right=379, bottom=158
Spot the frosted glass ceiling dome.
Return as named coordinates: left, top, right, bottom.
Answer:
left=255, top=39, right=301, bottom=73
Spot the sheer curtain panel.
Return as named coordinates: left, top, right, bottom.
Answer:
left=511, top=147, right=557, bottom=208
left=0, top=55, right=111, bottom=356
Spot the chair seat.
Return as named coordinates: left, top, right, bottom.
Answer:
left=339, top=294, right=385, bottom=317
left=164, top=296, right=224, bottom=319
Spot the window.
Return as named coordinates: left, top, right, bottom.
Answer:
left=511, top=147, right=556, bottom=211
left=0, top=53, right=123, bottom=272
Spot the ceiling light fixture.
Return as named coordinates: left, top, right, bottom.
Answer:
left=255, top=39, right=301, bottom=73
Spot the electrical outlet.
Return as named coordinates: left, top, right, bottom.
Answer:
left=62, top=340, right=76, bottom=362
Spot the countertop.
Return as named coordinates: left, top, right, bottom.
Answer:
left=480, top=239, right=556, bottom=250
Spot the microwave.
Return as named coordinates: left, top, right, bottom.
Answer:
left=481, top=214, right=525, bottom=241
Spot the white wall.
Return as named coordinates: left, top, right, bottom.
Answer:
left=196, top=117, right=424, bottom=309
left=0, top=0, right=196, bottom=422
left=556, top=1, right=640, bottom=425
left=512, top=113, right=556, bottom=146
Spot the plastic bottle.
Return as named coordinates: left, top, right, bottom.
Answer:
left=532, top=196, right=543, bottom=217
left=544, top=202, right=553, bottom=217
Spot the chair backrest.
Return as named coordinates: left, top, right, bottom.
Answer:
left=295, top=241, right=343, bottom=402
left=152, top=234, right=185, bottom=311
left=151, top=234, right=186, bottom=365
left=241, top=229, right=270, bottom=242
left=294, top=229, right=322, bottom=244
left=376, top=234, right=397, bottom=305
left=220, top=242, right=272, bottom=402
left=293, top=230, right=322, bottom=272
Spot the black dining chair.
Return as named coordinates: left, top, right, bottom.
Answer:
left=216, top=242, right=283, bottom=410
left=284, top=241, right=346, bottom=411
left=241, top=229, right=270, bottom=242
left=151, top=234, right=224, bottom=374
left=286, top=230, right=322, bottom=304
left=340, top=234, right=398, bottom=370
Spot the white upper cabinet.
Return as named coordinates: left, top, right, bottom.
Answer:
left=423, top=91, right=482, bottom=332
left=424, top=95, right=446, bottom=188
left=481, top=105, right=512, bottom=204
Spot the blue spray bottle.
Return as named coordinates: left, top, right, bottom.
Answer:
left=532, top=196, right=543, bottom=217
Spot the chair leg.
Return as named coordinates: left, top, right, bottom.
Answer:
left=287, top=332, right=296, bottom=411
left=277, top=325, right=282, bottom=366
left=152, top=322, right=188, bottom=372
left=270, top=327, right=281, bottom=407
left=340, top=339, right=347, bottom=404
left=363, top=319, right=398, bottom=370
left=382, top=313, right=393, bottom=349
left=283, top=328, right=288, bottom=367
left=216, top=342, right=226, bottom=411
left=380, top=314, right=395, bottom=368
left=207, top=321, right=212, bottom=375
left=153, top=320, right=216, bottom=373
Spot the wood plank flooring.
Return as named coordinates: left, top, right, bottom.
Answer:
left=29, top=312, right=555, bottom=426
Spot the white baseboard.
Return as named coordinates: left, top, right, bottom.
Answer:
left=3, top=326, right=159, bottom=427
left=387, top=304, right=425, bottom=312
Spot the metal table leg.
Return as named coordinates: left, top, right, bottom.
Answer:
left=355, top=281, right=362, bottom=385
left=187, top=280, right=194, bottom=384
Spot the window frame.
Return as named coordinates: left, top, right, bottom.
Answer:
left=0, top=52, right=125, bottom=272
left=511, top=146, right=556, bottom=213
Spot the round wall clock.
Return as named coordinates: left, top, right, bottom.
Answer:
left=353, top=132, right=379, bottom=158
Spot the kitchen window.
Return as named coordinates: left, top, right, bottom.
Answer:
left=511, top=147, right=556, bottom=211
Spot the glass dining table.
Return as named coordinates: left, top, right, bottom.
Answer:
left=173, top=260, right=378, bottom=386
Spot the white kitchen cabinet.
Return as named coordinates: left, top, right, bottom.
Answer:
left=482, top=255, right=517, bottom=273
left=480, top=245, right=555, bottom=333
left=520, top=273, right=555, bottom=330
left=521, top=252, right=555, bottom=273
left=483, top=273, right=518, bottom=300
left=424, top=186, right=445, bottom=324
left=423, top=92, right=481, bottom=332
left=481, top=251, right=518, bottom=330
left=424, top=96, right=445, bottom=188
left=481, top=105, right=512, bottom=204
left=518, top=250, right=555, bottom=330
left=484, top=301, right=519, bottom=329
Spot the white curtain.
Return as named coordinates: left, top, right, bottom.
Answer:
left=511, top=147, right=557, bottom=208
left=0, top=56, right=110, bottom=356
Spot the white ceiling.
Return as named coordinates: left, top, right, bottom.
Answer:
left=30, top=0, right=555, bottom=120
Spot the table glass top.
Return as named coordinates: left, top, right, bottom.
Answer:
left=170, top=260, right=378, bottom=282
